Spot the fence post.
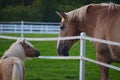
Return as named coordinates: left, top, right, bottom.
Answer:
left=0, top=25, right=3, bottom=34
left=15, top=24, right=17, bottom=33
left=21, top=21, right=24, bottom=38
left=80, top=32, right=86, bottom=80
left=30, top=25, right=32, bottom=33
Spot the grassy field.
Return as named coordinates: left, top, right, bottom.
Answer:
left=0, top=33, right=120, bottom=80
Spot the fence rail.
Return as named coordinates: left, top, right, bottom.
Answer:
left=0, top=21, right=60, bottom=34
left=0, top=33, right=120, bottom=80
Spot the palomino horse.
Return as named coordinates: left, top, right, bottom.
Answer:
left=57, top=3, right=120, bottom=80
left=0, top=39, right=40, bottom=80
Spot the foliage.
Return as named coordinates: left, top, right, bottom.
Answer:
left=0, top=0, right=120, bottom=22
left=1, top=5, right=42, bottom=21
left=38, top=0, right=58, bottom=22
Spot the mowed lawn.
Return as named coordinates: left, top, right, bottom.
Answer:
left=0, top=33, right=120, bottom=80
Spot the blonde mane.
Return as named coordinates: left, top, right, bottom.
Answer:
left=101, top=3, right=120, bottom=12
left=2, top=39, right=33, bottom=61
left=66, top=3, right=120, bottom=22
left=66, top=5, right=90, bottom=22
left=3, top=41, right=26, bottom=61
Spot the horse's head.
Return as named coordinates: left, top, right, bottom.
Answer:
left=18, top=39, right=40, bottom=57
left=56, top=11, right=80, bottom=56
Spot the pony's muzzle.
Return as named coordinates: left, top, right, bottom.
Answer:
left=57, top=46, right=69, bottom=56
left=35, top=50, right=40, bottom=57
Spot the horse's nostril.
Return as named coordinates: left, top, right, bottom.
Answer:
left=35, top=51, right=40, bottom=57
left=57, top=46, right=69, bottom=56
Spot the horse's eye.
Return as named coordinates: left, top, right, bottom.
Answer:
left=60, top=26, right=65, bottom=30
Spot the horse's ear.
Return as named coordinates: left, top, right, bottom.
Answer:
left=23, top=39, right=25, bottom=43
left=56, top=11, right=67, bottom=19
left=17, top=38, right=22, bottom=42
left=20, top=39, right=25, bottom=44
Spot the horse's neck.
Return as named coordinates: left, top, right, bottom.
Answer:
left=3, top=51, right=25, bottom=61
left=81, top=5, right=108, bottom=37
left=3, top=44, right=26, bottom=61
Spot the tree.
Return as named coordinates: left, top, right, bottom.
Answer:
left=37, top=0, right=58, bottom=22
left=1, top=5, right=41, bottom=21
left=0, top=0, right=120, bottom=22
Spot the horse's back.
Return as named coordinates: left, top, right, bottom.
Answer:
left=0, top=57, right=24, bottom=80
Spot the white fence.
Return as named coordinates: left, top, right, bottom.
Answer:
left=0, top=21, right=60, bottom=34
left=0, top=33, right=120, bottom=80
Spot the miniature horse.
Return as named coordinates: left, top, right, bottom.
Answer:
left=0, top=39, right=40, bottom=80
left=57, top=3, right=120, bottom=80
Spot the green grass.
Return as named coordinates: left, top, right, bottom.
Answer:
left=0, top=33, right=120, bottom=80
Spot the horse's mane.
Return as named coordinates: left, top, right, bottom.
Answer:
left=66, top=3, right=120, bottom=22
left=101, top=3, right=120, bottom=10
left=2, top=39, right=33, bottom=60
left=66, top=5, right=89, bottom=22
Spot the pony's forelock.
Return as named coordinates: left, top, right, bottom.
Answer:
left=16, top=38, right=23, bottom=43
left=16, top=38, right=34, bottom=47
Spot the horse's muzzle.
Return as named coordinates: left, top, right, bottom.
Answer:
left=35, top=50, right=40, bottom=57
left=57, top=46, right=69, bottom=56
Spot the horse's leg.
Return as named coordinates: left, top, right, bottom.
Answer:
left=99, top=65, right=109, bottom=80
left=96, top=52, right=111, bottom=80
